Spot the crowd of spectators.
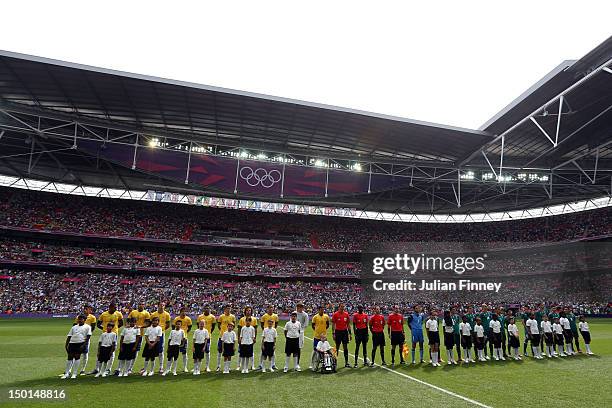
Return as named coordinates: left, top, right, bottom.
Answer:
left=2, top=239, right=609, bottom=279
left=1, top=269, right=609, bottom=317
left=0, top=240, right=358, bottom=277
left=1, top=187, right=609, bottom=321
left=1, top=187, right=611, bottom=251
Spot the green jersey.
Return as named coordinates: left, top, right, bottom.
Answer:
left=567, top=313, right=577, bottom=331
left=480, top=311, right=492, bottom=333
left=535, top=311, right=544, bottom=324
left=451, top=315, right=461, bottom=334
left=465, top=313, right=476, bottom=327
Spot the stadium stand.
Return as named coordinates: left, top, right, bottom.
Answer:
left=1, top=269, right=609, bottom=316
left=1, top=187, right=611, bottom=251
left=0, top=238, right=610, bottom=278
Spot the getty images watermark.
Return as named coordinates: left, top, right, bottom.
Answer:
left=360, top=242, right=504, bottom=300
left=360, top=241, right=610, bottom=302
left=369, top=252, right=501, bottom=293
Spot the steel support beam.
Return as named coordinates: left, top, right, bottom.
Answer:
left=554, top=95, right=564, bottom=146
left=552, top=138, right=612, bottom=171
left=572, top=160, right=594, bottom=184
left=0, top=103, right=462, bottom=171
left=481, top=151, right=498, bottom=178
left=530, top=116, right=557, bottom=146
left=460, top=58, right=612, bottom=166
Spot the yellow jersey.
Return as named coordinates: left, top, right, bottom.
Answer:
left=98, top=311, right=123, bottom=333
left=197, top=313, right=216, bottom=333
left=128, top=309, right=151, bottom=334
left=74, top=314, right=97, bottom=328
left=172, top=315, right=193, bottom=336
left=217, top=313, right=236, bottom=336
left=151, top=310, right=172, bottom=332
left=312, top=313, right=330, bottom=339
left=239, top=316, right=258, bottom=329
left=260, top=313, right=279, bottom=328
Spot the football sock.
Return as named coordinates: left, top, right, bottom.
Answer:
left=259, top=352, right=264, bottom=368
left=64, top=359, right=74, bottom=375
left=80, top=352, right=88, bottom=372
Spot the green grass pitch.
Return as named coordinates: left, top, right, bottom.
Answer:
left=0, top=318, right=610, bottom=408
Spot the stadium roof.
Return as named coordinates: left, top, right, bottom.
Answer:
left=0, top=49, right=492, bottom=165
left=0, top=37, right=611, bottom=215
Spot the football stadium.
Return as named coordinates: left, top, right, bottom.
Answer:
left=0, top=18, right=611, bottom=408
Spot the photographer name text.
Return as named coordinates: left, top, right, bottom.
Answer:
left=371, top=279, right=502, bottom=293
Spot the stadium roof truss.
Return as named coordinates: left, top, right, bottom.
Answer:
left=0, top=37, right=611, bottom=216
left=1, top=174, right=611, bottom=224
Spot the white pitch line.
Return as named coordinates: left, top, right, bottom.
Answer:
left=303, top=334, right=491, bottom=408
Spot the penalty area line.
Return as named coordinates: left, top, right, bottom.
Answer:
left=303, top=334, right=491, bottom=408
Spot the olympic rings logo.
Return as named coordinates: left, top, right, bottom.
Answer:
left=239, top=166, right=282, bottom=188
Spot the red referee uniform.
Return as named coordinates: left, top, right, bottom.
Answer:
left=388, top=313, right=404, bottom=332
left=332, top=311, right=350, bottom=331
left=353, top=313, right=368, bottom=330
left=370, top=314, right=385, bottom=332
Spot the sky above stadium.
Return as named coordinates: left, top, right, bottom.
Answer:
left=1, top=1, right=610, bottom=130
